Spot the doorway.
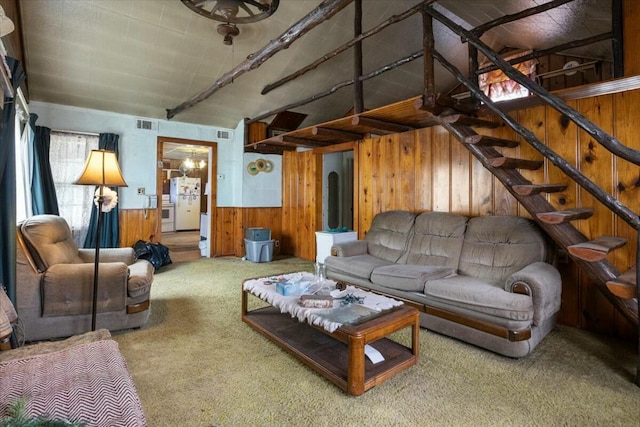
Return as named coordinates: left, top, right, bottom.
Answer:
left=322, top=151, right=354, bottom=231
left=156, top=137, right=217, bottom=259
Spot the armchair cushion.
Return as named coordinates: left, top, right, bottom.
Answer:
left=19, top=215, right=82, bottom=268
left=42, top=263, right=127, bottom=316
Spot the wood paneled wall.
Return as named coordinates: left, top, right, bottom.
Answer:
left=281, top=150, right=322, bottom=260
left=277, top=89, right=640, bottom=339
left=213, top=206, right=283, bottom=257
left=119, top=209, right=159, bottom=248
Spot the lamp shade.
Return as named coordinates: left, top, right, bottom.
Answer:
left=74, top=149, right=128, bottom=187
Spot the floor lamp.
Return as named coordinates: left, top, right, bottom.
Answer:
left=74, top=149, right=127, bottom=331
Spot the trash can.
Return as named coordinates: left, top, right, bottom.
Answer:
left=198, top=239, right=208, bottom=257
left=244, top=239, right=274, bottom=263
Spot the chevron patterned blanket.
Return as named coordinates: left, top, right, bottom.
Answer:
left=0, top=339, right=146, bottom=426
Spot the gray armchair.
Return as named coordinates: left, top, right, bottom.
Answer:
left=15, top=214, right=153, bottom=341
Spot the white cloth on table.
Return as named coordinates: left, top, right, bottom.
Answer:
left=243, top=272, right=403, bottom=333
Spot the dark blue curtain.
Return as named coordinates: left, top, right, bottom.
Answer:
left=0, top=58, right=26, bottom=304
left=30, top=113, right=59, bottom=215
left=83, top=133, right=121, bottom=248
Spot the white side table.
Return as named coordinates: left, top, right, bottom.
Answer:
left=315, top=231, right=358, bottom=263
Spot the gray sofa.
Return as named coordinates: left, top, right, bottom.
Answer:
left=324, top=210, right=562, bottom=357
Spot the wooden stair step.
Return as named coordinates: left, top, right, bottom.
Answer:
left=463, top=134, right=519, bottom=148
left=606, top=267, right=637, bottom=299
left=489, top=157, right=543, bottom=170
left=440, top=114, right=500, bottom=128
left=567, top=236, right=627, bottom=262
left=512, top=183, right=568, bottom=195
left=536, top=208, right=594, bottom=224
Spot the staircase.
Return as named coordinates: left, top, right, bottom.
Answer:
left=421, top=6, right=640, bottom=384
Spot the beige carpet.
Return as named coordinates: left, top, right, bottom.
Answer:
left=111, top=257, right=640, bottom=426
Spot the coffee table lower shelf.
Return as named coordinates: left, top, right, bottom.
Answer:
left=242, top=305, right=419, bottom=396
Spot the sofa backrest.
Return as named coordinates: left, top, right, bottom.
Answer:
left=19, top=215, right=82, bottom=269
left=365, top=210, right=416, bottom=263
left=458, top=215, right=548, bottom=284
left=405, top=212, right=468, bottom=269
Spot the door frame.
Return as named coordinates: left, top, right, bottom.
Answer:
left=156, top=136, right=217, bottom=257
left=312, top=141, right=359, bottom=237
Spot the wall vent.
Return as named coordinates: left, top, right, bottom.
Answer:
left=135, top=118, right=157, bottom=131
left=216, top=129, right=233, bottom=140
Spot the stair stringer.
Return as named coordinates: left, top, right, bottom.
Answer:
left=442, top=121, right=639, bottom=326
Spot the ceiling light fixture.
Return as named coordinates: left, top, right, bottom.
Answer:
left=181, top=0, right=279, bottom=45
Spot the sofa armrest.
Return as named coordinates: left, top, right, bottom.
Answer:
left=78, top=247, right=136, bottom=265
left=331, top=240, right=368, bottom=257
left=505, top=262, right=562, bottom=326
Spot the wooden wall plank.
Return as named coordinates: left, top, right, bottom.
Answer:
left=119, top=209, right=158, bottom=248
left=432, top=126, right=450, bottom=212
left=414, top=129, right=433, bottom=212
left=399, top=131, right=417, bottom=212
left=516, top=106, right=546, bottom=219
left=577, top=95, right=616, bottom=334
left=450, top=132, right=470, bottom=214
left=624, top=0, right=640, bottom=76
left=491, top=117, right=518, bottom=215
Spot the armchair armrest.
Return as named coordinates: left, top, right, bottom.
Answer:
left=331, top=240, right=368, bottom=257
left=78, top=247, right=136, bottom=265
left=505, top=262, right=561, bottom=326
left=42, top=263, right=128, bottom=316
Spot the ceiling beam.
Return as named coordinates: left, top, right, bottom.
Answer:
left=351, top=116, right=415, bottom=134
left=260, top=0, right=434, bottom=95
left=166, top=0, right=354, bottom=120
left=312, top=127, right=363, bottom=141
left=477, top=32, right=613, bottom=75
left=470, top=0, right=576, bottom=36
left=246, top=50, right=423, bottom=125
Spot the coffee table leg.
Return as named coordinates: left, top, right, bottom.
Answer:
left=347, top=335, right=365, bottom=396
left=412, top=316, right=420, bottom=356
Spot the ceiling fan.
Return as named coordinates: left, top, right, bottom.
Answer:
left=181, top=0, right=280, bottom=45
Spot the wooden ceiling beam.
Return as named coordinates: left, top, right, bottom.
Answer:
left=351, top=116, right=415, bottom=134
left=280, top=135, right=334, bottom=147
left=261, top=0, right=434, bottom=95
left=247, top=50, right=423, bottom=125
left=312, top=126, right=363, bottom=141
left=471, top=0, right=575, bottom=36
left=166, top=0, right=354, bottom=120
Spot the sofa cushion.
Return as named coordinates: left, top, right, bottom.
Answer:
left=405, top=212, right=468, bottom=268
left=324, top=254, right=395, bottom=280
left=458, top=216, right=547, bottom=284
left=20, top=215, right=82, bottom=268
left=365, top=210, right=416, bottom=263
left=424, top=275, right=534, bottom=322
left=371, top=264, right=456, bottom=291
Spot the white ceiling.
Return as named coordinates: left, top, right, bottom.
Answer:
left=19, top=0, right=613, bottom=130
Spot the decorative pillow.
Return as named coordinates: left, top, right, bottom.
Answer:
left=371, top=264, right=456, bottom=292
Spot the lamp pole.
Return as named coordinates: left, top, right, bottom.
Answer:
left=91, top=187, right=104, bottom=331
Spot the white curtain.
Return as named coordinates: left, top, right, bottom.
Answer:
left=50, top=132, right=98, bottom=247
left=15, top=113, right=31, bottom=222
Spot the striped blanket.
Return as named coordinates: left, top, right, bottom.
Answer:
left=0, top=339, right=146, bottom=426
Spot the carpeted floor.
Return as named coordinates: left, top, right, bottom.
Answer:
left=111, top=257, right=640, bottom=426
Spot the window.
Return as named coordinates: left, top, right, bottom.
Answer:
left=479, top=51, right=537, bottom=102
left=49, top=131, right=98, bottom=246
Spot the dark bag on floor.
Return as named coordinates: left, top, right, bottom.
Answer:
left=133, top=240, right=172, bottom=271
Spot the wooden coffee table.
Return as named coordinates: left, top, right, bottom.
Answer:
left=241, top=276, right=420, bottom=396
